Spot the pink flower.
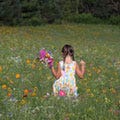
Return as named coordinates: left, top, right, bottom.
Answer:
left=39, top=49, right=46, bottom=60
left=39, top=49, right=54, bottom=68
left=58, top=90, right=66, bottom=97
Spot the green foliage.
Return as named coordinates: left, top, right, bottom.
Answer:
left=109, top=15, right=120, bottom=25
left=0, top=0, right=21, bottom=25
left=21, top=17, right=44, bottom=26
left=20, top=0, right=42, bottom=25
left=0, top=0, right=120, bottom=25
left=66, top=13, right=103, bottom=24
left=39, top=0, right=59, bottom=23
left=93, top=0, right=111, bottom=19
left=29, top=17, right=44, bottom=26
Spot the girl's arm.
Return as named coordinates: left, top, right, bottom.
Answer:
left=75, top=60, right=86, bottom=78
left=51, top=63, right=61, bottom=79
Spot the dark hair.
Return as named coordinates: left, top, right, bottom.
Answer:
left=61, top=44, right=74, bottom=61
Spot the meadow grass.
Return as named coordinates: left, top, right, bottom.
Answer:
left=0, top=24, right=120, bottom=120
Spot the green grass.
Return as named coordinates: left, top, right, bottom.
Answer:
left=0, top=24, right=120, bottom=120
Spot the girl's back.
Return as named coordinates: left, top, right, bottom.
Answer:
left=59, top=61, right=76, bottom=77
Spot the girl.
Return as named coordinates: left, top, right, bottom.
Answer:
left=51, top=44, right=86, bottom=97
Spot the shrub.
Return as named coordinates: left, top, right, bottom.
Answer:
left=29, top=17, right=44, bottom=26
left=21, top=17, right=44, bottom=26
left=66, top=13, right=103, bottom=24
left=109, top=15, right=120, bottom=25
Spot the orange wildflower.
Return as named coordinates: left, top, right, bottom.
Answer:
left=24, top=89, right=29, bottom=95
left=45, top=53, right=50, bottom=58
left=0, top=66, right=2, bottom=72
left=7, top=93, right=12, bottom=97
left=16, top=73, right=20, bottom=79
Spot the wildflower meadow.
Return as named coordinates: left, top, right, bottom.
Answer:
left=0, top=24, right=120, bottom=120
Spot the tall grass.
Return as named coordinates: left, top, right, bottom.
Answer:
left=0, top=24, right=120, bottom=120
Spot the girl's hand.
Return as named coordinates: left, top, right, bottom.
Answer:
left=48, top=59, right=54, bottom=69
left=80, top=60, right=86, bottom=66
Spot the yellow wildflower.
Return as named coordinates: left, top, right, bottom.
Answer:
left=2, top=84, right=7, bottom=89
left=105, top=97, right=110, bottom=103
left=34, top=87, right=38, bottom=92
left=87, top=71, right=92, bottom=76
left=20, top=99, right=27, bottom=105
left=90, top=93, right=94, bottom=97
left=32, top=64, right=36, bottom=69
left=86, top=88, right=91, bottom=93
left=7, top=87, right=12, bottom=92
left=31, top=92, right=36, bottom=97
left=26, top=59, right=31, bottom=64
left=9, top=80, right=14, bottom=84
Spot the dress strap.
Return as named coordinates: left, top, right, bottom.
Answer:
left=59, top=61, right=64, bottom=70
left=72, top=61, right=77, bottom=71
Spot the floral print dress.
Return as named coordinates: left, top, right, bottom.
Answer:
left=53, top=61, right=78, bottom=96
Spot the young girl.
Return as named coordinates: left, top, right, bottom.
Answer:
left=51, top=44, right=86, bottom=97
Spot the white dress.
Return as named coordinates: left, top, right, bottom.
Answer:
left=53, top=61, right=78, bottom=96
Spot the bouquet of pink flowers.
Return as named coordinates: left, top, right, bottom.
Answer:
left=39, top=49, right=54, bottom=68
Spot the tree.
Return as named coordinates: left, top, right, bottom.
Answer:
left=21, top=0, right=42, bottom=25
left=0, top=0, right=120, bottom=25
left=93, top=0, right=113, bottom=19
left=108, top=0, right=120, bottom=15
left=0, top=0, right=21, bottom=25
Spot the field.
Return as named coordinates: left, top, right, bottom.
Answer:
left=0, top=24, right=120, bottom=120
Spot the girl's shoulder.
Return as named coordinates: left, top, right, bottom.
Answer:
left=73, top=61, right=76, bottom=64
left=73, top=61, right=77, bottom=67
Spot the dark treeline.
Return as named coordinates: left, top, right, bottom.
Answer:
left=0, top=0, right=120, bottom=25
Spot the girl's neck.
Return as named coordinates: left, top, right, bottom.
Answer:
left=64, top=55, right=73, bottom=64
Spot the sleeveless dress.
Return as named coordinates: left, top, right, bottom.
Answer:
left=53, top=61, right=78, bottom=96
